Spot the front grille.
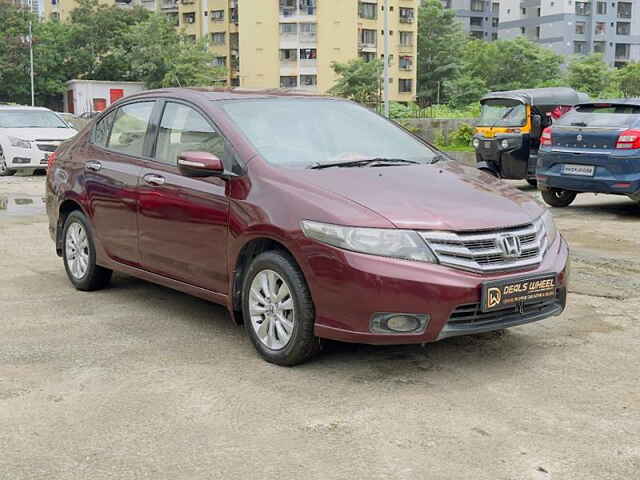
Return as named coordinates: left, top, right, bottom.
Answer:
left=448, top=297, right=558, bottom=326
left=419, top=218, right=548, bottom=273
left=37, top=144, right=58, bottom=152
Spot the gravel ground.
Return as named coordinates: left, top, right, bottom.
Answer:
left=1, top=175, right=638, bottom=480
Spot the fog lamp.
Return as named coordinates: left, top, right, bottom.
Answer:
left=500, top=139, right=510, bottom=149
left=472, top=138, right=480, bottom=149
left=370, top=313, right=429, bottom=334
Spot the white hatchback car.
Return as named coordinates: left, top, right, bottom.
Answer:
left=0, top=105, right=78, bottom=176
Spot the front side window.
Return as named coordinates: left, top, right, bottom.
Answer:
left=220, top=99, right=439, bottom=168
left=107, top=102, right=154, bottom=157
left=92, top=111, right=115, bottom=147
left=155, top=102, right=224, bottom=166
left=0, top=109, right=68, bottom=128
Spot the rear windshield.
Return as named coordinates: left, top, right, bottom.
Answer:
left=557, top=104, right=640, bottom=128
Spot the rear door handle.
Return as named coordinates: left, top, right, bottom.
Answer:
left=85, top=161, right=102, bottom=172
left=143, top=174, right=166, bottom=186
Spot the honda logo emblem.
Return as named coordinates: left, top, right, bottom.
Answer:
left=498, top=234, right=522, bottom=258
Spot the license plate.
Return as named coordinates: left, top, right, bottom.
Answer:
left=481, top=274, right=557, bottom=312
left=484, top=141, right=491, bottom=149
left=562, top=164, right=595, bottom=176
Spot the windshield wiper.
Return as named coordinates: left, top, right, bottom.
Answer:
left=309, top=158, right=420, bottom=170
left=430, top=154, right=449, bottom=164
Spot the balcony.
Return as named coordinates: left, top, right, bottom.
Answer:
left=161, top=0, right=177, bottom=9
left=399, top=16, right=414, bottom=24
left=398, top=44, right=414, bottom=53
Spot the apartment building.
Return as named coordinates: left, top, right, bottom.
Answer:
left=43, top=0, right=418, bottom=101
left=499, top=0, right=640, bottom=66
left=440, top=0, right=500, bottom=41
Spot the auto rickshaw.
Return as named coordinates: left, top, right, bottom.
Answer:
left=473, top=87, right=589, bottom=184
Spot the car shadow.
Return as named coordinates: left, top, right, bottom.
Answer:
left=553, top=198, right=640, bottom=219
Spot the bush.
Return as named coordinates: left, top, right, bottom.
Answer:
left=449, top=123, right=474, bottom=146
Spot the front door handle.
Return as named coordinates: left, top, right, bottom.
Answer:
left=85, top=161, right=102, bottom=172
left=143, top=174, right=166, bottom=186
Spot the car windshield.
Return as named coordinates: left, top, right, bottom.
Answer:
left=478, top=100, right=527, bottom=127
left=557, top=104, right=640, bottom=128
left=0, top=110, right=69, bottom=128
left=220, top=98, right=439, bottom=168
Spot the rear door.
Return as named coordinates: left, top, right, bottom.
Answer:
left=137, top=100, right=231, bottom=294
left=84, top=100, right=155, bottom=266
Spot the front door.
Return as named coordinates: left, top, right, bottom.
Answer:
left=137, top=101, right=230, bottom=294
left=84, top=101, right=155, bottom=266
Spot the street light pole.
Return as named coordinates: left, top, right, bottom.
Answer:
left=383, top=0, right=390, bottom=118
left=28, top=0, right=35, bottom=106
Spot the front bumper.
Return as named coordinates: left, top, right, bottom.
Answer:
left=4, top=144, right=53, bottom=170
left=305, top=236, right=569, bottom=345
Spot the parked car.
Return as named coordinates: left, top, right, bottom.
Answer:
left=0, top=105, right=78, bottom=176
left=56, top=112, right=88, bottom=131
left=537, top=100, right=640, bottom=207
left=46, top=88, right=569, bottom=365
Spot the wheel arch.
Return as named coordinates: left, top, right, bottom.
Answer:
left=56, top=199, right=86, bottom=255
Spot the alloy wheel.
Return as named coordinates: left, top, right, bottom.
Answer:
left=249, top=269, right=295, bottom=350
left=65, top=222, right=90, bottom=279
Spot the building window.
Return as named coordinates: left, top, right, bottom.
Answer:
left=399, top=56, right=413, bottom=70
left=299, top=22, right=316, bottom=41
left=279, top=0, right=296, bottom=17
left=211, top=32, right=225, bottom=44
left=399, top=31, right=414, bottom=46
left=491, top=32, right=498, bottom=40
left=398, top=79, right=412, bottom=93
left=491, top=17, right=498, bottom=28
left=211, top=9, right=224, bottom=21
left=299, top=0, right=316, bottom=16
left=596, top=1, right=607, bottom=15
left=299, top=48, right=317, bottom=60
left=595, top=22, right=606, bottom=35
left=492, top=2, right=499, bottom=15
left=51, top=11, right=60, bottom=20
left=520, top=26, right=526, bottom=35
left=213, top=56, right=226, bottom=67
left=617, top=2, right=632, bottom=19
left=182, top=12, right=196, bottom=24
left=470, top=31, right=484, bottom=39
left=521, top=7, right=526, bottom=15
left=574, top=41, right=587, bottom=54
left=399, top=7, right=414, bottom=23
left=575, top=22, right=586, bottom=35
left=470, top=0, right=484, bottom=13
left=593, top=41, right=606, bottom=53
left=280, top=76, right=298, bottom=88
left=280, top=23, right=297, bottom=34
left=535, top=26, right=540, bottom=39
left=617, top=22, right=631, bottom=35
left=470, top=17, right=483, bottom=27
left=300, top=74, right=317, bottom=87
left=280, top=49, right=297, bottom=61
left=359, top=2, right=377, bottom=20
left=575, top=2, right=591, bottom=16
left=360, top=51, right=376, bottom=62
left=360, top=29, right=377, bottom=47
left=615, top=43, right=630, bottom=59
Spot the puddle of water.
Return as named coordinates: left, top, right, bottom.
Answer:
left=0, top=194, right=46, bottom=217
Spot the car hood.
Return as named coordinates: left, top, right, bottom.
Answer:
left=1, top=128, right=77, bottom=141
left=286, top=162, right=545, bottom=231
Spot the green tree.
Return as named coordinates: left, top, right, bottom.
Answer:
left=416, top=0, right=467, bottom=104
left=0, top=5, right=34, bottom=104
left=615, top=62, right=640, bottom=97
left=445, top=74, right=488, bottom=109
left=120, top=14, right=226, bottom=88
left=566, top=54, right=615, bottom=97
left=328, top=58, right=382, bottom=105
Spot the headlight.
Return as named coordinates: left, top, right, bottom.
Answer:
left=9, top=136, right=31, bottom=149
left=472, top=138, right=480, bottom=149
left=541, top=210, right=558, bottom=248
left=301, top=220, right=438, bottom=263
left=500, top=139, right=510, bottom=149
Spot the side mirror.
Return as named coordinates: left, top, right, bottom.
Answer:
left=177, top=151, right=225, bottom=178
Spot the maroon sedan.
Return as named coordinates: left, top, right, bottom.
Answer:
left=46, top=89, right=569, bottom=365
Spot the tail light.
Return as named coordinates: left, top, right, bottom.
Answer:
left=47, top=151, right=58, bottom=169
left=540, top=127, right=552, bottom=146
left=615, top=129, right=640, bottom=149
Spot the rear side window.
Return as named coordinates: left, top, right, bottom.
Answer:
left=92, top=111, right=115, bottom=147
left=107, top=102, right=155, bottom=157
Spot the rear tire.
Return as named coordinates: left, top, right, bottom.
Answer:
left=541, top=189, right=577, bottom=208
left=242, top=250, right=320, bottom=366
left=62, top=210, right=112, bottom=291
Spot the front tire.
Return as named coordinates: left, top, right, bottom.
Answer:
left=62, top=210, right=112, bottom=291
left=242, top=250, right=320, bottom=366
left=0, top=151, right=16, bottom=177
left=541, top=189, right=577, bottom=208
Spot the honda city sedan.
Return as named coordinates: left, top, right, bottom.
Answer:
left=47, top=88, right=569, bottom=365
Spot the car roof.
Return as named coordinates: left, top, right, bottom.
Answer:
left=481, top=87, right=590, bottom=109
left=0, top=104, right=52, bottom=111
left=575, top=98, right=640, bottom=108
left=124, top=87, right=332, bottom=103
